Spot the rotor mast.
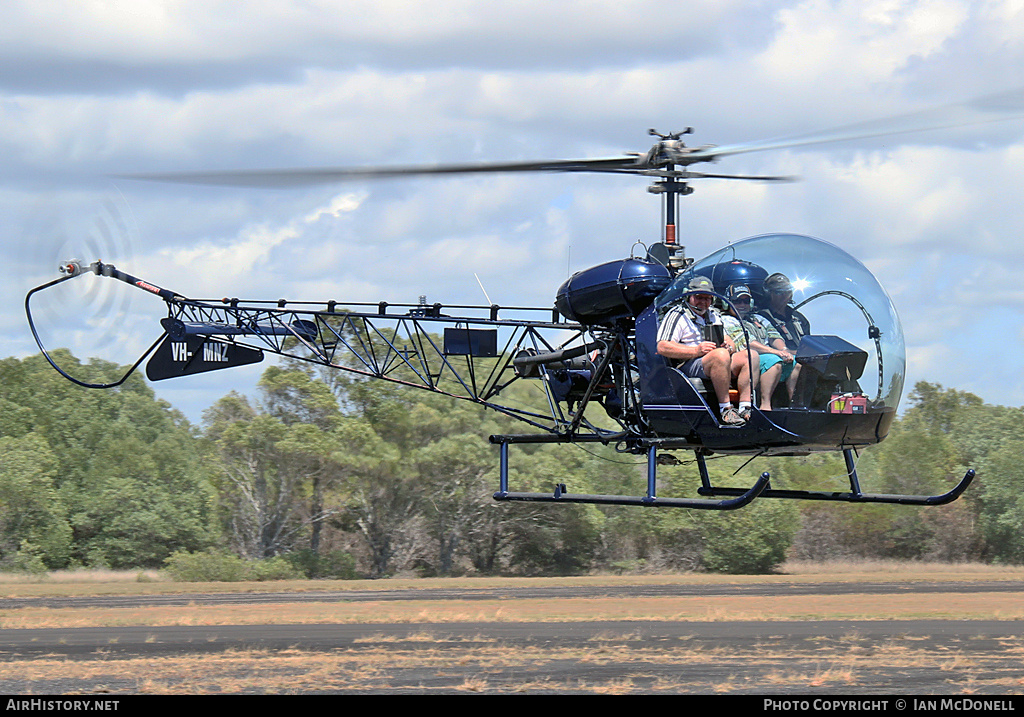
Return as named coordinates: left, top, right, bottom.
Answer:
left=647, top=128, right=695, bottom=273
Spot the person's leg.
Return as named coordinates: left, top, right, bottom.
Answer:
left=731, top=348, right=758, bottom=404
left=758, top=354, right=784, bottom=410
left=786, top=363, right=801, bottom=401
left=701, top=348, right=733, bottom=405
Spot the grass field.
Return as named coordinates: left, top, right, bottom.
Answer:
left=2, top=560, right=1024, bottom=627
left=5, top=558, right=1024, bottom=590
left=3, top=561, right=1024, bottom=694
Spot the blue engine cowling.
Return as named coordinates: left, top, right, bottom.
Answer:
left=555, top=258, right=672, bottom=325
left=694, top=259, right=768, bottom=301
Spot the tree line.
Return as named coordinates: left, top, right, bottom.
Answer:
left=1, top=350, right=1022, bottom=577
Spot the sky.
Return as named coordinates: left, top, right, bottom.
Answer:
left=4, top=0, right=1024, bottom=424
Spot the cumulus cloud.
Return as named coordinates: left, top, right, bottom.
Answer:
left=5, top=0, right=1024, bottom=421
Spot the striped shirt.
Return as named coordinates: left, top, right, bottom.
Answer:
left=657, top=304, right=722, bottom=346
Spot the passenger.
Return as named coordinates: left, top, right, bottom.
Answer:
left=721, top=284, right=795, bottom=411
left=756, top=272, right=810, bottom=351
left=755, top=272, right=808, bottom=405
left=656, top=276, right=758, bottom=425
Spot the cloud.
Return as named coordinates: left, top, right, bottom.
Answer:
left=763, top=0, right=969, bottom=85
left=303, top=192, right=366, bottom=223
left=5, top=0, right=1024, bottom=422
left=0, top=0, right=762, bottom=94
left=142, top=190, right=369, bottom=296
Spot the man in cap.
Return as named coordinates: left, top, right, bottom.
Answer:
left=754, top=273, right=809, bottom=405
left=722, top=283, right=795, bottom=411
left=656, top=275, right=758, bottom=425
left=756, top=273, right=810, bottom=351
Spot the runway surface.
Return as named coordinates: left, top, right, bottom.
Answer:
left=2, top=578, right=1023, bottom=610
left=2, top=580, right=1023, bottom=695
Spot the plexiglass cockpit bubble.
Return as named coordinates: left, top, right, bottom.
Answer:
left=655, top=233, right=905, bottom=410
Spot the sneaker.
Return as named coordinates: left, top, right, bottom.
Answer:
left=721, top=406, right=746, bottom=426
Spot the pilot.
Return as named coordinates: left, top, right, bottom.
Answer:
left=757, top=272, right=810, bottom=351
left=722, top=283, right=795, bottom=411
left=656, top=276, right=757, bottom=425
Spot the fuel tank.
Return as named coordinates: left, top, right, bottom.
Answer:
left=695, top=259, right=768, bottom=299
left=555, top=258, right=672, bottom=325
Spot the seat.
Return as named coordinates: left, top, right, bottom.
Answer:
left=678, top=372, right=740, bottom=405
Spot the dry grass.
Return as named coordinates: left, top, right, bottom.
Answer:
left=3, top=590, right=1024, bottom=630
left=3, top=562, right=1024, bottom=694
left=7, top=636, right=1021, bottom=695
left=2, top=560, right=1023, bottom=598
left=779, top=559, right=1024, bottom=579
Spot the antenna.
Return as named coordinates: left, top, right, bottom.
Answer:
left=474, top=273, right=494, bottom=306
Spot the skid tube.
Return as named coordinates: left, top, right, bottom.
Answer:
left=696, top=448, right=975, bottom=506
left=490, top=433, right=770, bottom=510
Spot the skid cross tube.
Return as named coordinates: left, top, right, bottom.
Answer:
left=696, top=448, right=975, bottom=506
left=491, top=434, right=770, bottom=509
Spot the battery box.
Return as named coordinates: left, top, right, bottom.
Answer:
left=830, top=394, right=867, bottom=414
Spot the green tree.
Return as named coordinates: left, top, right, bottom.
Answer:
left=0, top=352, right=214, bottom=569
left=0, top=434, right=72, bottom=570
left=259, top=366, right=348, bottom=554
left=205, top=395, right=309, bottom=558
left=975, top=438, right=1024, bottom=563
left=203, top=368, right=373, bottom=562
left=784, top=382, right=1007, bottom=564
left=698, top=499, right=799, bottom=574
left=69, top=431, right=214, bottom=567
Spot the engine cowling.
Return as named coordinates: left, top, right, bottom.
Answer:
left=555, top=258, right=671, bottom=326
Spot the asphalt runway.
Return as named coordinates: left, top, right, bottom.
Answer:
left=3, top=581, right=1024, bottom=695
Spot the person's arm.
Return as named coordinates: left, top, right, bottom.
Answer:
left=657, top=308, right=716, bottom=361
left=657, top=339, right=716, bottom=361
left=760, top=321, right=793, bottom=361
left=750, top=338, right=792, bottom=360
left=769, top=338, right=794, bottom=362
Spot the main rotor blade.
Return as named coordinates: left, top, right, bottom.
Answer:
left=118, top=156, right=647, bottom=188
left=117, top=86, right=1024, bottom=189
left=679, top=170, right=796, bottom=182
left=685, top=86, right=1024, bottom=162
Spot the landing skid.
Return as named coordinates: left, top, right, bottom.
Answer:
left=697, top=448, right=975, bottom=506
left=490, top=436, right=973, bottom=509
left=490, top=434, right=769, bottom=510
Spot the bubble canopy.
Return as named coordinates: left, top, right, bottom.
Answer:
left=655, top=233, right=906, bottom=409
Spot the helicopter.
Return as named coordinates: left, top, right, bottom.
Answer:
left=25, top=118, right=990, bottom=511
